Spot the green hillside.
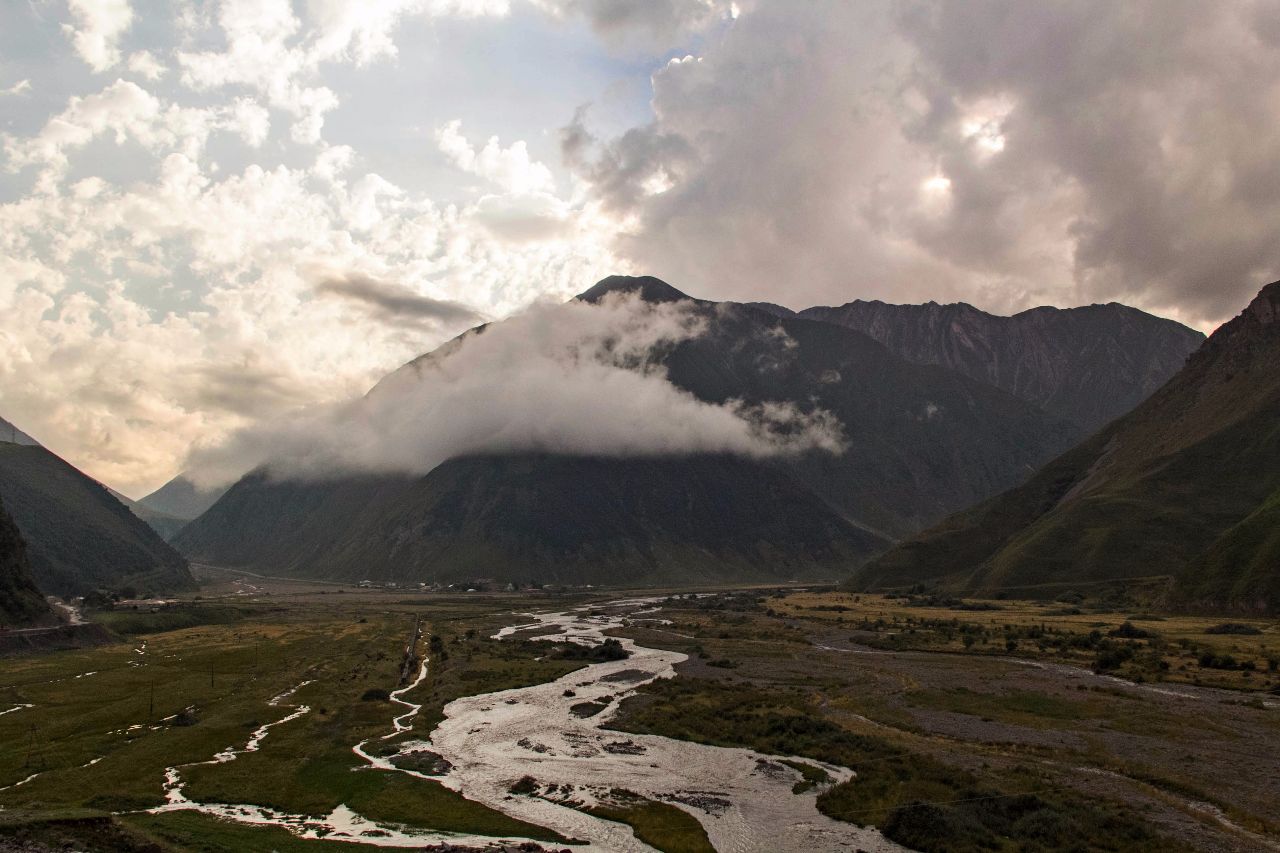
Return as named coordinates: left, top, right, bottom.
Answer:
left=0, top=495, right=52, bottom=627
left=1178, top=486, right=1280, bottom=612
left=854, top=281, right=1280, bottom=613
left=0, top=444, right=194, bottom=596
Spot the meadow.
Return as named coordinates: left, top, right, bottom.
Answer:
left=0, top=581, right=1276, bottom=852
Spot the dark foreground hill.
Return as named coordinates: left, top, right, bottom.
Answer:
left=801, top=299, right=1203, bottom=434
left=0, top=444, right=194, bottom=596
left=176, top=276, right=1082, bottom=585
left=0, top=495, right=53, bottom=626
left=855, top=281, right=1280, bottom=614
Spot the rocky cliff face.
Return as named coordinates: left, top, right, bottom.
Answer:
left=800, top=300, right=1204, bottom=434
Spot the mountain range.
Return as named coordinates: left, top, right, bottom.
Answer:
left=768, top=299, right=1203, bottom=434
left=174, top=276, right=1194, bottom=586
left=856, top=281, right=1280, bottom=613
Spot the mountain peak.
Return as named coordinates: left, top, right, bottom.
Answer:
left=1196, top=279, right=1280, bottom=359
left=1247, top=279, right=1280, bottom=324
left=576, top=275, right=693, bottom=305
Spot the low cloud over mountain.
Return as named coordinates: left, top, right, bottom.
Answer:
left=185, top=288, right=846, bottom=488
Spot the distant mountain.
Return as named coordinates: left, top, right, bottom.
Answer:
left=854, top=281, right=1280, bottom=614
left=800, top=299, right=1204, bottom=434
left=0, top=444, right=194, bottom=596
left=108, top=488, right=192, bottom=541
left=0, top=496, right=53, bottom=627
left=139, top=475, right=227, bottom=522
left=175, top=276, right=1080, bottom=585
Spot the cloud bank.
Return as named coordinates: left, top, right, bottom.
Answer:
left=566, top=0, right=1280, bottom=327
left=185, top=292, right=845, bottom=487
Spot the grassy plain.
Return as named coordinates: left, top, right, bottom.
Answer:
left=0, top=587, right=591, bottom=851
left=1, top=579, right=1277, bottom=852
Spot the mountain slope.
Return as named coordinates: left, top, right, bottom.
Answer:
left=178, top=454, right=887, bottom=585
left=0, top=495, right=53, bottom=627
left=0, top=444, right=194, bottom=596
left=176, top=276, right=1081, bottom=585
left=854, top=281, right=1280, bottom=613
left=801, top=299, right=1203, bottom=433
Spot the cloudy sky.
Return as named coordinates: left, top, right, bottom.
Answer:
left=3, top=0, right=1278, bottom=496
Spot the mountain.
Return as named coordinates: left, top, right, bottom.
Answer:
left=0, top=443, right=194, bottom=596
left=108, top=488, right=193, bottom=541
left=0, top=495, right=53, bottom=627
left=800, top=299, right=1204, bottom=434
left=175, top=276, right=1081, bottom=585
left=178, top=455, right=887, bottom=585
left=854, top=281, right=1280, bottom=614
left=139, top=475, right=228, bottom=522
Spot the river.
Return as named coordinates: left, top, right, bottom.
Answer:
left=148, top=597, right=902, bottom=852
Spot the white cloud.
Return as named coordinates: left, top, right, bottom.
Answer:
left=436, top=119, right=556, bottom=195
left=2, top=80, right=272, bottom=177
left=177, top=0, right=512, bottom=147
left=63, top=0, right=135, bottom=72
left=186, top=292, right=844, bottom=487
left=0, top=114, right=620, bottom=493
left=306, top=0, right=511, bottom=65
left=1, top=80, right=32, bottom=97
left=126, top=50, right=167, bottom=81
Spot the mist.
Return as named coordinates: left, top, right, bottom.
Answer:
left=184, top=292, right=847, bottom=488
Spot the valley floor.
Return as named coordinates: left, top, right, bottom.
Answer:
left=0, top=574, right=1275, bottom=852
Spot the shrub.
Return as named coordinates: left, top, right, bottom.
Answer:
left=1205, top=623, right=1262, bottom=636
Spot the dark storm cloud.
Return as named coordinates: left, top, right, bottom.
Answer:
left=316, top=274, right=485, bottom=328
left=567, top=0, right=1280, bottom=327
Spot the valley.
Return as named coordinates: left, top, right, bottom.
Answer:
left=1, top=575, right=1275, bottom=852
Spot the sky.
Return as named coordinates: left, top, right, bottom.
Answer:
left=2, top=0, right=1278, bottom=496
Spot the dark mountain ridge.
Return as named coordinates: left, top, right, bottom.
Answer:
left=800, top=298, right=1204, bottom=434
left=854, top=281, right=1280, bottom=614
